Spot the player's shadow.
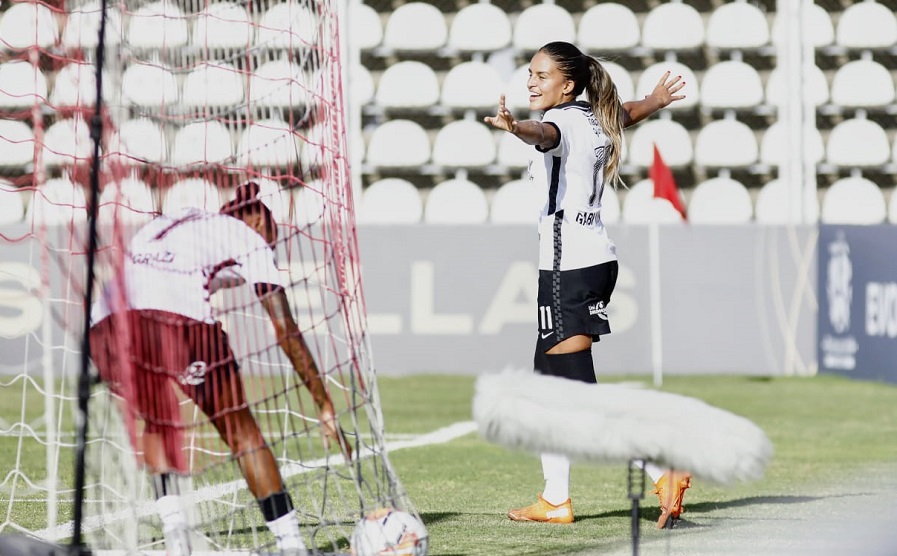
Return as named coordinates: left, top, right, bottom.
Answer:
left=419, top=510, right=462, bottom=526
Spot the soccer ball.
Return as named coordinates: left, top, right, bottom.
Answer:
left=350, top=508, right=428, bottom=556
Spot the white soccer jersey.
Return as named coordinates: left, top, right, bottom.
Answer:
left=528, top=100, right=617, bottom=272
left=92, top=207, right=282, bottom=324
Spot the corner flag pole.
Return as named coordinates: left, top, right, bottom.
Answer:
left=649, top=221, right=663, bottom=387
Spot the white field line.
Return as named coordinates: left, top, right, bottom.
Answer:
left=35, top=421, right=477, bottom=541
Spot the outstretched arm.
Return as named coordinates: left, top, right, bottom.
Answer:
left=256, top=284, right=352, bottom=461
left=484, top=94, right=559, bottom=150
left=622, top=71, right=686, bottom=128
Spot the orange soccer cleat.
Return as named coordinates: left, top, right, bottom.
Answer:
left=507, top=493, right=574, bottom=524
left=653, top=470, right=692, bottom=529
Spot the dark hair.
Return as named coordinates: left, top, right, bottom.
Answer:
left=220, top=181, right=278, bottom=243
left=539, top=41, right=625, bottom=189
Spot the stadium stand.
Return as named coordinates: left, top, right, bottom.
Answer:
left=364, top=119, right=430, bottom=169
left=771, top=3, right=834, bottom=48
left=621, top=179, right=686, bottom=224
left=0, top=61, right=48, bottom=110
left=694, top=118, right=759, bottom=169
left=0, top=179, right=24, bottom=225
left=821, top=175, right=888, bottom=224
left=375, top=61, right=440, bottom=110
left=496, top=131, right=532, bottom=171
left=825, top=117, right=891, bottom=168
left=489, top=178, right=536, bottom=225
left=601, top=61, right=635, bottom=107
left=170, top=121, right=234, bottom=166
left=256, top=1, right=320, bottom=48
left=349, top=2, right=383, bottom=51
left=440, top=61, right=506, bottom=111
left=250, top=60, right=313, bottom=109
left=641, top=2, right=704, bottom=51
left=423, top=178, right=489, bottom=224
left=626, top=118, right=694, bottom=169
left=381, top=2, right=447, bottom=52
left=127, top=1, right=189, bottom=49
left=688, top=177, right=754, bottom=224
left=760, top=123, right=825, bottom=167
left=512, top=4, right=576, bottom=52
left=108, top=118, right=168, bottom=166
left=829, top=58, right=896, bottom=109
left=121, top=62, right=180, bottom=107
left=162, top=178, right=222, bottom=214
left=27, top=177, right=88, bottom=226
left=0, top=2, right=58, bottom=51
left=755, top=179, right=820, bottom=224
left=636, top=61, right=700, bottom=110
left=43, top=118, right=94, bottom=168
left=765, top=64, right=830, bottom=107
left=577, top=3, right=640, bottom=53
left=447, top=3, right=512, bottom=53
left=834, top=1, right=897, bottom=49
left=0, top=119, right=35, bottom=169
left=699, top=61, right=765, bottom=111
left=431, top=120, right=497, bottom=169
left=358, top=178, right=423, bottom=225
left=705, top=1, right=770, bottom=51
left=236, top=118, right=300, bottom=168
left=191, top=2, right=253, bottom=49
left=182, top=63, right=245, bottom=108
left=890, top=188, right=897, bottom=224
left=62, top=1, right=122, bottom=50
left=98, top=176, right=157, bottom=225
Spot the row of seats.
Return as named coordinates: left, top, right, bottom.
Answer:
left=352, top=1, right=897, bottom=54
left=4, top=173, right=893, bottom=227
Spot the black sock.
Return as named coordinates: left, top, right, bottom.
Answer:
left=545, top=350, right=596, bottom=384
left=258, top=490, right=294, bottom=522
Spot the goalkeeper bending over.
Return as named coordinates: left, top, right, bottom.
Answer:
left=89, top=182, right=351, bottom=555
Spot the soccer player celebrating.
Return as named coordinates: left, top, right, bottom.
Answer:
left=484, top=41, right=691, bottom=528
left=89, top=181, right=351, bottom=555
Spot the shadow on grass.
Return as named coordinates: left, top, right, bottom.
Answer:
left=420, top=511, right=462, bottom=526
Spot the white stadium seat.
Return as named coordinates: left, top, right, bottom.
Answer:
left=602, top=61, right=635, bottom=105
left=637, top=62, right=699, bottom=110
left=835, top=1, right=897, bottom=49
left=627, top=119, right=693, bottom=168
left=512, top=4, right=575, bottom=52
left=505, top=64, right=533, bottom=112
left=771, top=3, right=834, bottom=48
left=687, top=177, right=753, bottom=224
left=821, top=176, right=887, bottom=224
left=641, top=2, right=704, bottom=51
left=108, top=118, right=167, bottom=165
left=357, top=178, right=423, bottom=225
left=755, top=179, right=820, bottom=224
left=99, top=176, right=157, bottom=225
left=256, top=2, right=319, bottom=49
left=364, top=119, right=430, bottom=168
left=162, top=178, right=222, bottom=214
left=0, top=179, right=24, bottom=225
left=382, top=2, right=447, bottom=52
left=50, top=63, right=113, bottom=109
left=759, top=122, right=825, bottom=166
left=577, top=3, right=640, bottom=52
left=601, top=185, right=622, bottom=225
left=170, top=121, right=234, bottom=166
left=121, top=62, right=179, bottom=107
left=694, top=119, right=759, bottom=168
left=0, top=2, right=58, bottom=51
left=291, top=181, right=327, bottom=227
left=440, top=61, right=505, bottom=110
left=830, top=59, right=895, bottom=108
left=127, top=1, right=189, bottom=49
left=250, top=59, right=312, bottom=109
left=191, top=3, right=252, bottom=49
left=448, top=3, right=512, bottom=53
left=431, top=121, right=496, bottom=168
left=182, top=62, right=245, bottom=108
left=43, top=118, right=93, bottom=167
left=0, top=61, right=48, bottom=110
left=62, top=1, right=122, bottom=50
left=0, top=120, right=35, bottom=168
left=700, top=61, right=764, bottom=110
left=705, top=2, right=770, bottom=50
left=889, top=188, right=897, bottom=225
left=350, top=64, right=375, bottom=107
left=423, top=178, right=489, bottom=224
left=236, top=119, right=299, bottom=168
left=621, top=178, right=685, bottom=224
left=27, top=177, right=88, bottom=225
left=496, top=132, right=533, bottom=170
left=765, top=64, right=829, bottom=108
left=349, top=2, right=382, bottom=51
left=489, top=179, right=537, bottom=225
left=825, top=118, right=890, bottom=167
left=375, top=61, right=440, bottom=109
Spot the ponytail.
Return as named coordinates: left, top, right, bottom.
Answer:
left=583, top=56, right=625, bottom=190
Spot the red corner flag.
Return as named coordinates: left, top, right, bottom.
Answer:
left=650, top=144, right=687, bottom=220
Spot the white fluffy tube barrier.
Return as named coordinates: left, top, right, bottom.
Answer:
left=473, top=370, right=773, bottom=485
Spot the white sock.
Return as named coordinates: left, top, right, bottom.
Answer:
left=156, top=495, right=190, bottom=555
left=634, top=460, right=666, bottom=483
left=266, top=509, right=307, bottom=551
left=540, top=453, right=570, bottom=505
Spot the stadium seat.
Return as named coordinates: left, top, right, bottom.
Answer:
left=825, top=118, right=890, bottom=167
left=705, top=2, right=770, bottom=50
left=250, top=59, right=312, bottom=109
left=350, top=64, right=375, bottom=107
left=357, top=178, right=423, bottom=225
left=0, top=179, right=24, bottom=225
left=755, top=179, right=820, bottom=224
left=765, top=64, right=829, bottom=108
left=830, top=59, right=895, bottom=109
left=602, top=61, right=635, bottom=105
left=50, top=63, right=113, bottom=109
left=374, top=61, right=440, bottom=109
left=496, top=132, right=533, bottom=170
left=489, top=179, right=536, bottom=225
left=348, top=2, right=382, bottom=51
left=0, top=120, right=35, bottom=168
left=687, top=177, right=753, bottom=224
left=182, top=62, right=245, bottom=108
left=505, top=64, right=533, bottom=112
left=256, top=2, right=319, bottom=49
left=771, top=3, right=834, bottom=48
left=121, top=62, right=179, bottom=107
left=98, top=176, right=157, bottom=225
left=127, top=1, right=189, bottom=49
left=440, top=61, right=505, bottom=110
left=512, top=4, right=575, bottom=52
left=641, top=2, right=704, bottom=51
left=108, top=118, right=168, bottom=165
left=382, top=2, right=447, bottom=52
left=423, top=178, right=489, bottom=224
left=759, top=122, right=825, bottom=166
left=27, top=177, right=88, bottom=226
left=821, top=176, right=887, bottom=224
left=448, top=3, right=512, bottom=53
left=62, top=1, right=122, bottom=50
left=291, top=181, right=327, bottom=227
left=700, top=61, right=764, bottom=110
left=577, top=3, right=640, bottom=52
left=0, top=2, right=58, bottom=51
left=296, top=124, right=328, bottom=171
left=636, top=62, right=699, bottom=110
left=0, top=61, right=48, bottom=110
left=364, top=119, right=430, bottom=168
left=627, top=118, right=693, bottom=168
left=236, top=119, right=299, bottom=168
left=835, top=1, right=897, bottom=49
left=43, top=118, right=93, bottom=167
left=621, top=178, right=685, bottom=224
left=694, top=119, right=759, bottom=168
left=602, top=185, right=622, bottom=225
left=889, top=188, right=897, bottom=225
left=162, top=178, right=222, bottom=214
left=431, top=121, right=496, bottom=168
left=191, top=2, right=252, bottom=49
left=170, top=121, right=234, bottom=166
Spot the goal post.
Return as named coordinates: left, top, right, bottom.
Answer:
left=0, top=0, right=416, bottom=553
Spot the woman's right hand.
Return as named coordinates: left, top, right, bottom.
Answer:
left=484, top=94, right=517, bottom=133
